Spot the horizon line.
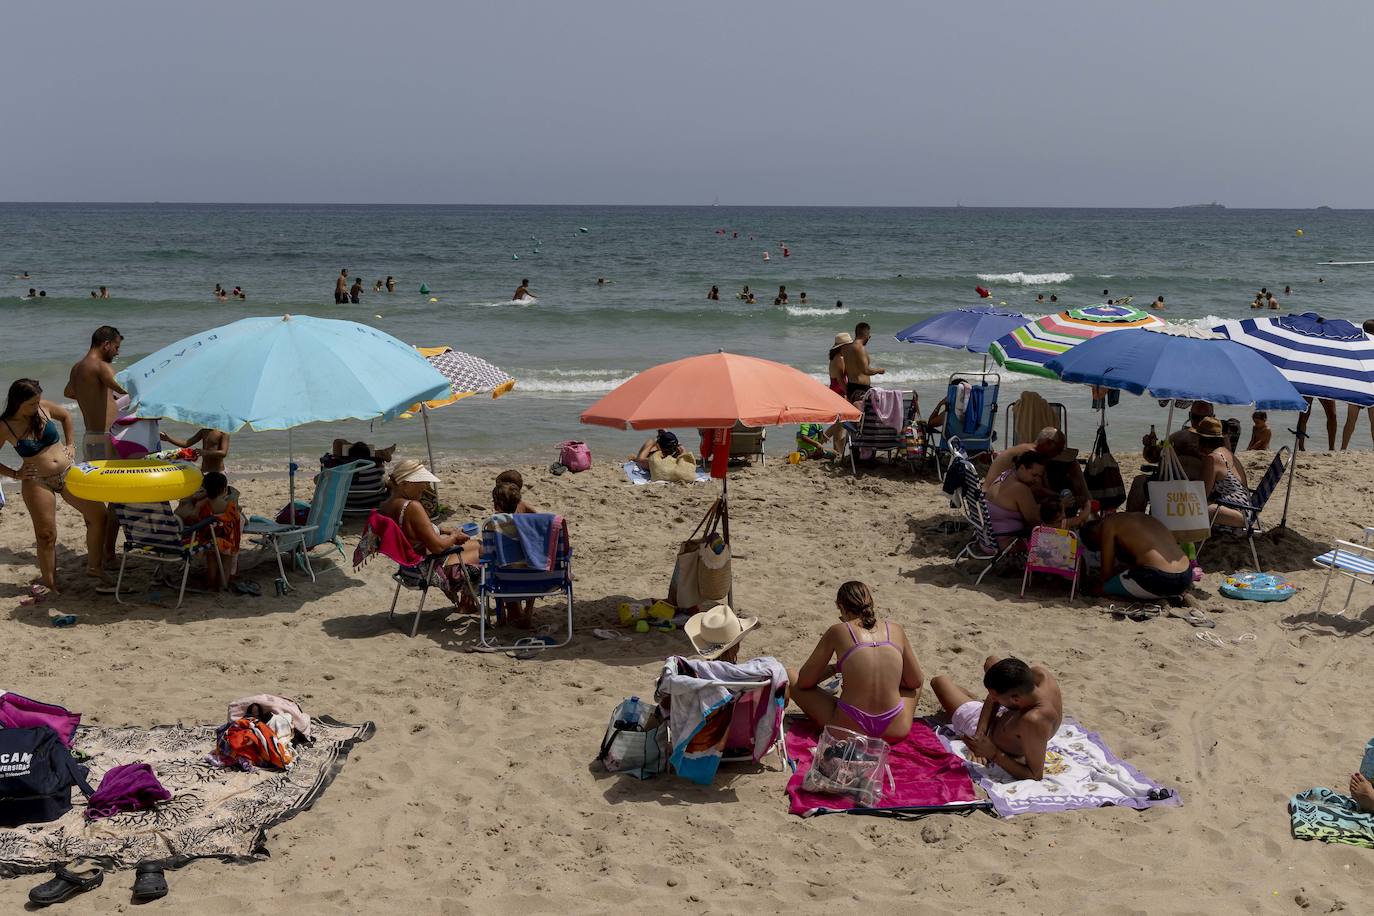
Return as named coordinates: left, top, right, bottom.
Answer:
left=0, top=200, right=1356, bottom=211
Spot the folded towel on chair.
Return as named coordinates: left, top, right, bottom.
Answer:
left=785, top=718, right=978, bottom=817
left=868, top=388, right=905, bottom=432
left=508, top=513, right=565, bottom=572
left=938, top=717, right=1180, bottom=817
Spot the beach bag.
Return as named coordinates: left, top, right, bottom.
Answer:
left=558, top=441, right=592, bottom=473
left=668, top=499, right=730, bottom=609
left=801, top=725, right=891, bottom=808
left=0, top=693, right=81, bottom=748
left=1085, top=425, right=1126, bottom=510
left=276, top=500, right=310, bottom=525
left=649, top=451, right=697, bottom=483
left=109, top=416, right=160, bottom=459
left=697, top=533, right=732, bottom=603
left=902, top=422, right=928, bottom=459
left=596, top=697, right=668, bottom=779
left=0, top=726, right=93, bottom=827
left=213, top=717, right=295, bottom=771
left=1148, top=444, right=1210, bottom=543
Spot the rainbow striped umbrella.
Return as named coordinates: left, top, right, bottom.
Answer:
left=989, top=304, right=1166, bottom=379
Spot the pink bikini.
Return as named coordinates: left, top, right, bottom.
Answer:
left=833, top=621, right=906, bottom=738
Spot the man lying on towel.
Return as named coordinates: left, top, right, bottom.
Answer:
left=932, top=656, right=1062, bottom=781
left=1080, top=512, right=1192, bottom=602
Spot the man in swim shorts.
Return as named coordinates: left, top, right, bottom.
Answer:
left=1080, top=512, right=1193, bottom=601
left=932, top=656, right=1062, bottom=781
left=65, top=325, right=126, bottom=562
left=841, top=322, right=884, bottom=401
left=335, top=269, right=349, bottom=304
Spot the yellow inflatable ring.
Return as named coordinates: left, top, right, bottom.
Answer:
left=65, top=460, right=203, bottom=504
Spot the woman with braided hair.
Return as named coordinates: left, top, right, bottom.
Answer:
left=787, top=581, right=925, bottom=741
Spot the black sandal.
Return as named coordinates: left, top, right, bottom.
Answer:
left=132, top=862, right=168, bottom=903
left=28, top=860, right=104, bottom=907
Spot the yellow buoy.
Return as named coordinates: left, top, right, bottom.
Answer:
left=1296, top=229, right=1304, bottom=237
left=65, top=460, right=202, bottom=504
left=429, top=297, right=438, bottom=302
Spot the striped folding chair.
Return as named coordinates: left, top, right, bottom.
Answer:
left=113, top=502, right=224, bottom=609
left=1201, top=446, right=1290, bottom=571
left=947, top=440, right=1028, bottom=584
left=245, top=459, right=372, bottom=592
left=1313, top=526, right=1374, bottom=615
left=477, top=513, right=573, bottom=652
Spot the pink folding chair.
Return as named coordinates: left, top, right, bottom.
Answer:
left=1020, top=526, right=1083, bottom=600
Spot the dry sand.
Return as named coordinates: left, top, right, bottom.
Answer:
left=2, top=448, right=1373, bottom=914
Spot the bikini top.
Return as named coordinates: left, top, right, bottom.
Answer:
left=836, top=621, right=901, bottom=673
left=4, top=412, right=60, bottom=458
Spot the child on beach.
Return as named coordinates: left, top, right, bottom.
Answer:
left=1247, top=412, right=1272, bottom=450
left=494, top=469, right=536, bottom=513
left=176, top=471, right=243, bottom=591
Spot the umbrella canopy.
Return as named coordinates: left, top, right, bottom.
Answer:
left=580, top=351, right=860, bottom=430
left=1044, top=326, right=1307, bottom=410
left=990, top=304, right=1165, bottom=379
left=893, top=306, right=1028, bottom=354
left=119, top=315, right=450, bottom=430
left=408, top=346, right=516, bottom=412
left=1211, top=312, right=1374, bottom=407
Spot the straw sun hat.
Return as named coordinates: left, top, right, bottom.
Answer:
left=829, top=332, right=854, bottom=358
left=684, top=604, right=759, bottom=660
left=388, top=458, right=439, bottom=486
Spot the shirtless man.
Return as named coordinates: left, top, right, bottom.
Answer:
left=512, top=278, right=532, bottom=301
left=933, top=656, right=1063, bottom=781
left=335, top=269, right=349, bottom=304
left=1080, top=511, right=1193, bottom=601
left=65, top=326, right=125, bottom=463
left=840, top=322, right=884, bottom=401
left=160, top=428, right=231, bottom=473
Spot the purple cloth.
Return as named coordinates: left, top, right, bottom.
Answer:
left=85, top=763, right=171, bottom=821
left=868, top=388, right=905, bottom=432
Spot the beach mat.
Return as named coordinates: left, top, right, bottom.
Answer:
left=1290, top=787, right=1374, bottom=849
left=936, top=717, right=1179, bottom=818
left=785, top=718, right=980, bottom=818
left=0, top=716, right=373, bottom=876
left=622, top=461, right=710, bottom=486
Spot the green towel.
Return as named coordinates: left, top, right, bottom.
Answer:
left=1290, top=787, right=1374, bottom=849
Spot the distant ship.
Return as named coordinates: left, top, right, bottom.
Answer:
left=1173, top=202, right=1225, bottom=209
left=1315, top=205, right=1334, bottom=211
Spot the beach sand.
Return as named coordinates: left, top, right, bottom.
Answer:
left=2, top=449, right=1372, bottom=914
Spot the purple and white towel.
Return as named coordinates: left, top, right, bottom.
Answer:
left=937, top=717, right=1180, bottom=817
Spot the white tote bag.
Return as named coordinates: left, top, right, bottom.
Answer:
left=1148, top=445, right=1210, bottom=543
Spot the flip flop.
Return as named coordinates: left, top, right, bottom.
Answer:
left=509, top=635, right=557, bottom=659
left=93, top=583, right=117, bottom=595
left=1171, top=607, right=1216, bottom=628
left=20, top=585, right=55, bottom=607
left=592, top=628, right=630, bottom=641
left=131, top=862, right=168, bottom=903
left=51, top=614, right=78, bottom=628
left=28, top=860, right=104, bottom=907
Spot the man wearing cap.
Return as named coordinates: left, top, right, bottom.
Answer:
left=685, top=603, right=759, bottom=664
left=631, top=429, right=685, bottom=472
left=828, top=333, right=852, bottom=397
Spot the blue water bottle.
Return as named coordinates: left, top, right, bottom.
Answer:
left=622, top=696, right=641, bottom=731
left=1361, top=737, right=1374, bottom=781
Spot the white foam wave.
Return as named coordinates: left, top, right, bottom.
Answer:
left=806, top=367, right=953, bottom=387
left=977, top=272, right=1073, bottom=285
left=1169, top=314, right=1228, bottom=329
left=514, top=368, right=631, bottom=393
left=786, top=306, right=849, bottom=317
left=472, top=296, right=538, bottom=308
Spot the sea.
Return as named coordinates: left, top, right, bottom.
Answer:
left=3, top=203, right=1372, bottom=464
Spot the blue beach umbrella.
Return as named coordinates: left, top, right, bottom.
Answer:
left=119, top=314, right=450, bottom=505
left=893, top=306, right=1028, bottom=355
left=1044, top=326, right=1307, bottom=411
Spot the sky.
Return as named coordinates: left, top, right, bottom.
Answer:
left=4, top=1, right=1372, bottom=207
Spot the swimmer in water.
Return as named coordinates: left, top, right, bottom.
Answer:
left=25, top=289, right=36, bottom=299
left=738, top=285, right=751, bottom=300
left=90, top=291, right=97, bottom=299
left=99, top=286, right=109, bottom=300
left=16, top=272, right=31, bottom=280
left=746, top=293, right=757, bottom=304
left=374, top=279, right=383, bottom=292
left=513, top=278, right=532, bottom=301
left=596, top=277, right=609, bottom=285
left=1153, top=296, right=1165, bottom=310
left=835, top=300, right=844, bottom=310
left=385, top=275, right=396, bottom=292
left=1036, top=294, right=1045, bottom=304
left=799, top=291, right=808, bottom=304
left=38, top=290, right=46, bottom=298
left=707, top=285, right=720, bottom=301
left=1049, top=294, right=1058, bottom=303
left=777, top=285, right=788, bottom=304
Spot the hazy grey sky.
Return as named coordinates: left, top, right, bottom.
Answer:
left=5, top=1, right=1371, bottom=207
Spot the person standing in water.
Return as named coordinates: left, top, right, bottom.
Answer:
left=512, top=278, right=532, bottom=301
left=334, top=269, right=349, bottom=304
left=707, top=285, right=720, bottom=300
left=385, top=275, right=396, bottom=293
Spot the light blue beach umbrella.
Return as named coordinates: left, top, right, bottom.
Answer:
left=119, top=314, right=450, bottom=505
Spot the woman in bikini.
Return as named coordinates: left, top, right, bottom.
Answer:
left=1196, top=416, right=1250, bottom=528
left=377, top=459, right=478, bottom=606
left=788, top=581, right=924, bottom=741
left=985, top=450, right=1048, bottom=544
left=0, top=378, right=112, bottom=604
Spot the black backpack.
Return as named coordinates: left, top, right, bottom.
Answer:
left=0, top=726, right=93, bottom=827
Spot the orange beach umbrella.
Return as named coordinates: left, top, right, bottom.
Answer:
left=580, top=351, right=860, bottom=430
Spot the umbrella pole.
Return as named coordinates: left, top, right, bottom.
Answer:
left=288, top=427, right=296, bottom=511
left=422, top=404, right=436, bottom=472
left=1280, top=430, right=1300, bottom=529
left=721, top=472, right=733, bottom=608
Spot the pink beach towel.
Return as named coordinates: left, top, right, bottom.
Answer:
left=785, top=718, right=978, bottom=817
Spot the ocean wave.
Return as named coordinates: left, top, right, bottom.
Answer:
left=514, top=376, right=631, bottom=394
left=474, top=296, right=538, bottom=307
left=977, top=272, right=1073, bottom=285
left=786, top=306, right=849, bottom=317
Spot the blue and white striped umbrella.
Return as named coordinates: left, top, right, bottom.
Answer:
left=1211, top=312, right=1374, bottom=407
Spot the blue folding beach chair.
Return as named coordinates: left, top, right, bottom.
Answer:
left=477, top=513, right=574, bottom=652
left=945, top=440, right=1027, bottom=585
left=113, top=502, right=225, bottom=609
left=932, top=372, right=1000, bottom=476
left=245, top=459, right=372, bottom=592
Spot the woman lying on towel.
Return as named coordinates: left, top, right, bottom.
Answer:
left=787, top=581, right=924, bottom=741
left=378, top=459, right=479, bottom=604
